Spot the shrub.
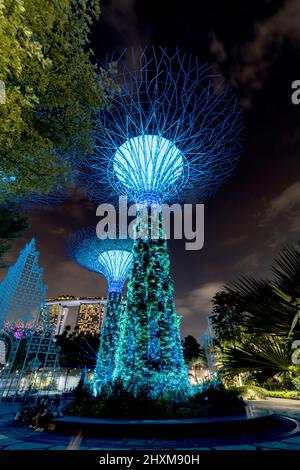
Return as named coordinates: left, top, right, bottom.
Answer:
left=292, top=375, right=300, bottom=392
left=260, top=377, right=295, bottom=391
left=65, top=380, right=245, bottom=419
left=267, top=391, right=300, bottom=400
left=230, top=386, right=269, bottom=400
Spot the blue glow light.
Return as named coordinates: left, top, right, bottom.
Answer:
left=82, top=47, right=244, bottom=206
left=0, top=172, right=17, bottom=198
left=0, top=174, right=16, bottom=184
left=67, top=228, right=133, bottom=293
left=98, top=250, right=133, bottom=293
left=114, top=134, right=183, bottom=204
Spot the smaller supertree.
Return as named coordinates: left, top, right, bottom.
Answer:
left=67, top=228, right=133, bottom=392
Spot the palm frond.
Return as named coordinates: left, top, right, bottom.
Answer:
left=273, top=243, right=300, bottom=294
left=220, top=335, right=292, bottom=377
left=227, top=278, right=299, bottom=338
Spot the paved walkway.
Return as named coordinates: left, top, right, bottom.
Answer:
left=0, top=399, right=299, bottom=450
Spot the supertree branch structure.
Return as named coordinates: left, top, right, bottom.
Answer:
left=84, top=47, right=244, bottom=206
left=67, top=227, right=133, bottom=391
left=67, top=227, right=133, bottom=294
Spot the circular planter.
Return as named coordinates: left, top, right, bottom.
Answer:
left=49, top=406, right=277, bottom=437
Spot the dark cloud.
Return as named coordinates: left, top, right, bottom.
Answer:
left=209, top=0, right=300, bottom=106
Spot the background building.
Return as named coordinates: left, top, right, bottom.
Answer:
left=46, top=295, right=126, bottom=336
left=76, top=301, right=105, bottom=335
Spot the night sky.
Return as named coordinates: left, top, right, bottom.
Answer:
left=1, top=0, right=300, bottom=339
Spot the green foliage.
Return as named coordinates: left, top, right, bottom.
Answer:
left=212, top=243, right=300, bottom=384
left=259, top=368, right=300, bottom=391
left=267, top=390, right=300, bottom=400
left=230, top=385, right=269, bottom=400
left=182, top=335, right=204, bottom=363
left=292, top=373, right=300, bottom=392
left=190, top=381, right=245, bottom=416
left=0, top=0, right=114, bottom=200
left=66, top=380, right=245, bottom=419
left=227, top=280, right=300, bottom=339
left=0, top=201, right=28, bottom=267
left=222, top=335, right=292, bottom=379
left=210, top=290, right=246, bottom=349
left=55, top=331, right=98, bottom=367
left=226, top=244, right=300, bottom=340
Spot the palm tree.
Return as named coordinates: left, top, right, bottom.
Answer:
left=273, top=244, right=300, bottom=295
left=218, top=243, right=300, bottom=379
left=226, top=244, right=300, bottom=340
left=272, top=244, right=300, bottom=339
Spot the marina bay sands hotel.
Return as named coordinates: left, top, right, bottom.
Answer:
left=46, top=295, right=126, bottom=336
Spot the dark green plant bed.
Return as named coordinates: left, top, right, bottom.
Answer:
left=229, top=385, right=269, bottom=400
left=66, top=381, right=245, bottom=420
left=268, top=391, right=300, bottom=400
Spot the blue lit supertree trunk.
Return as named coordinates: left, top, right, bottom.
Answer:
left=82, top=48, right=244, bottom=399
left=67, top=229, right=133, bottom=393
left=114, top=212, right=188, bottom=399
left=94, top=291, right=122, bottom=389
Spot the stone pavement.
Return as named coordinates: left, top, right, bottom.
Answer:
left=0, top=399, right=299, bottom=450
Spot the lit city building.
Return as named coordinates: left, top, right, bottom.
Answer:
left=46, top=296, right=126, bottom=336
left=76, top=302, right=105, bottom=336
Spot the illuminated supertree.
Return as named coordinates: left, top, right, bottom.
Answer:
left=67, top=227, right=133, bottom=391
left=84, top=48, right=243, bottom=205
left=84, top=48, right=243, bottom=398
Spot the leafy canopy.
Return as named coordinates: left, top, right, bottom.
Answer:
left=0, top=0, right=113, bottom=201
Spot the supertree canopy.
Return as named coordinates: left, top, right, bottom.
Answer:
left=67, top=227, right=133, bottom=391
left=85, top=47, right=243, bottom=206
